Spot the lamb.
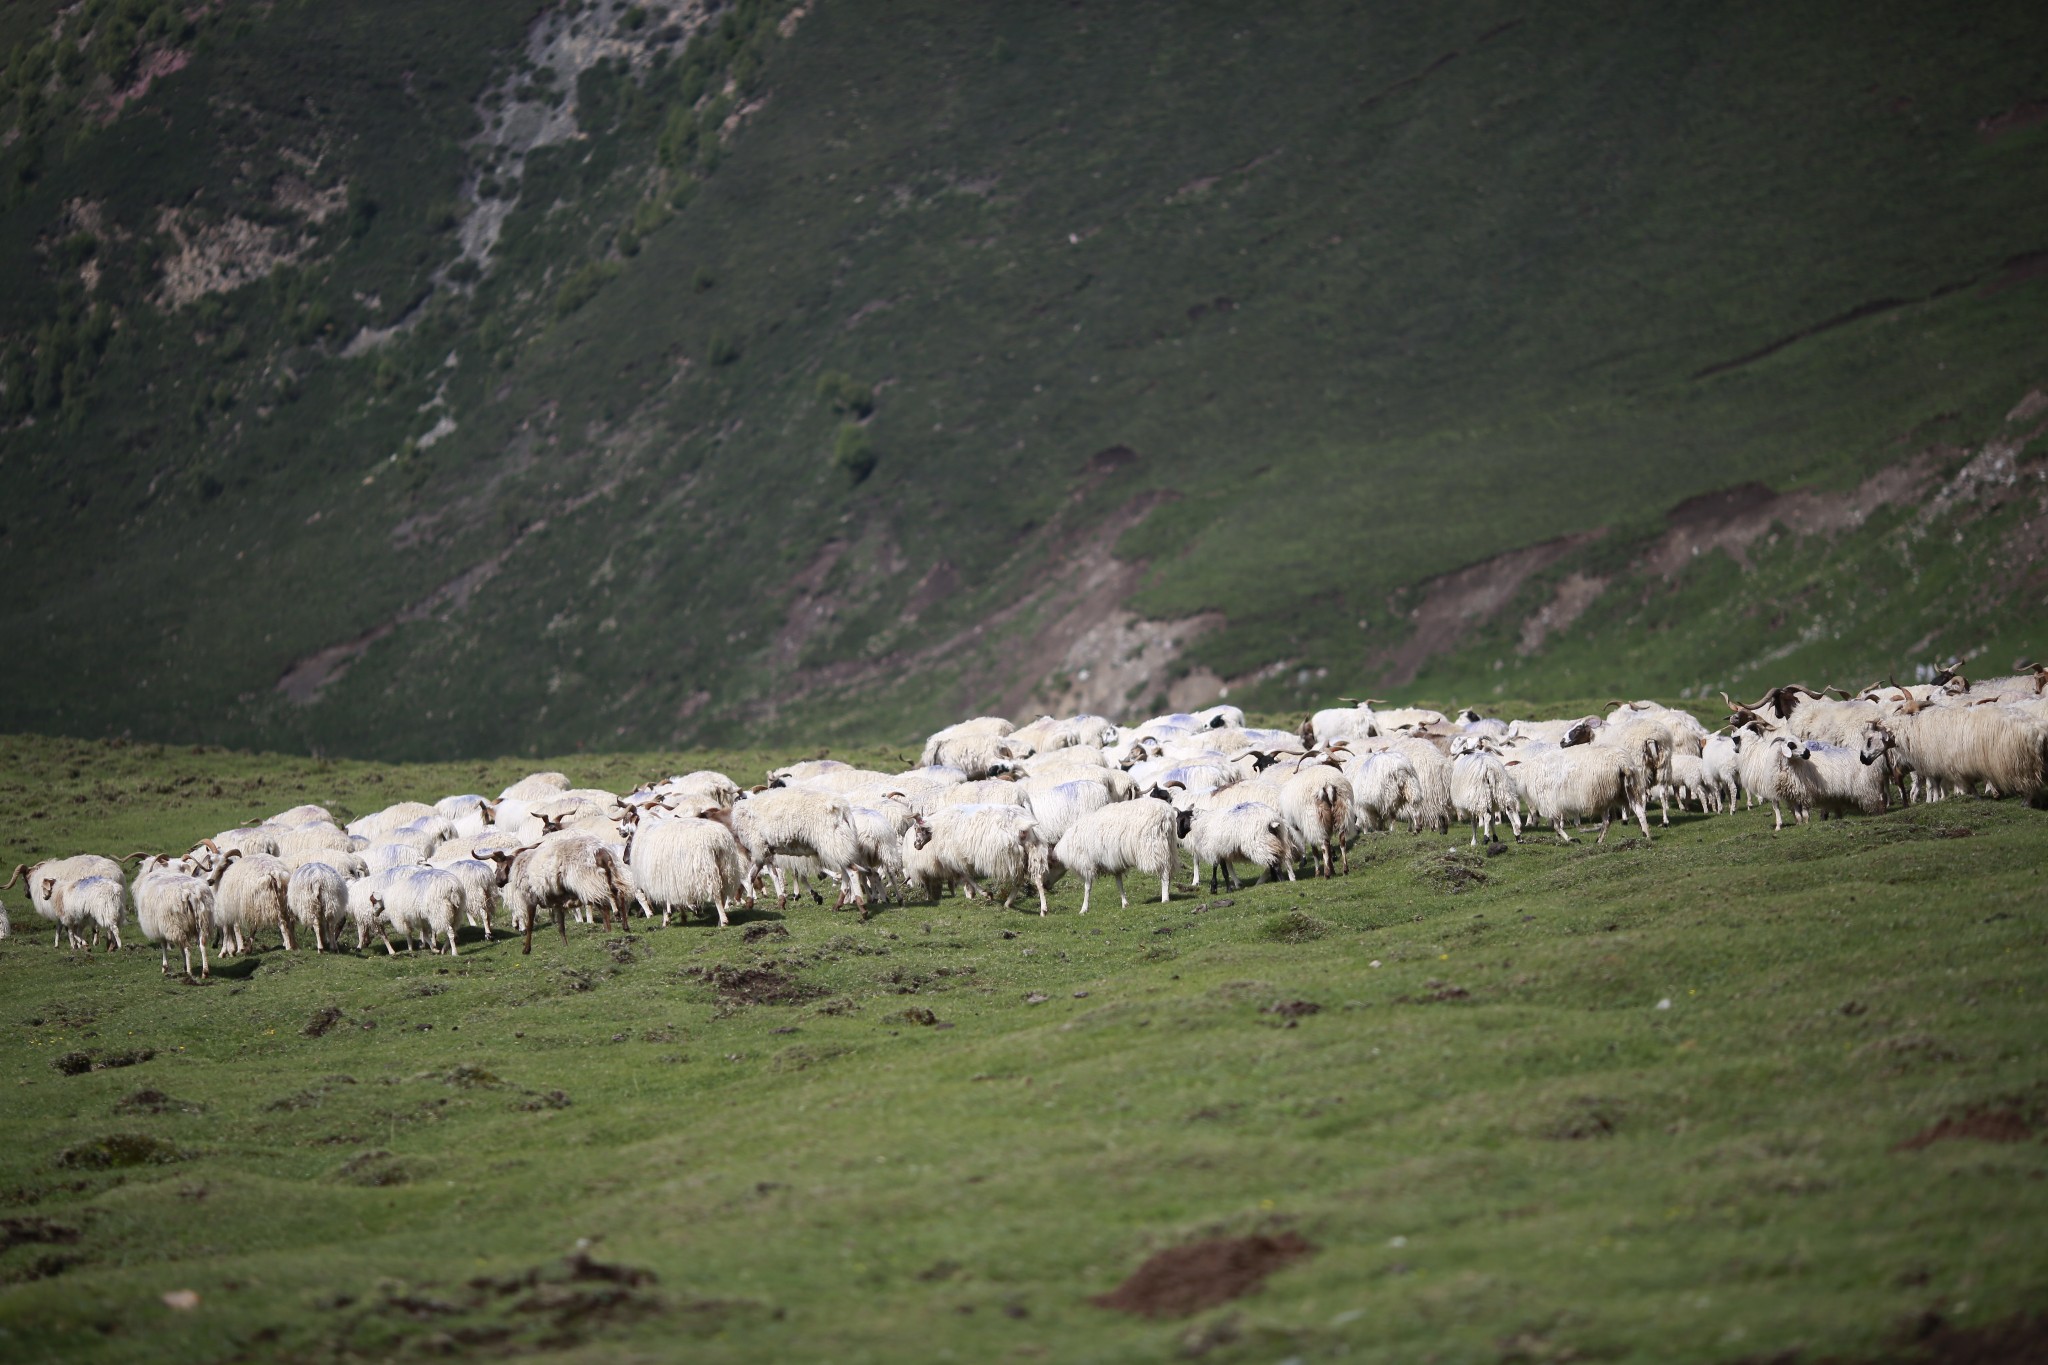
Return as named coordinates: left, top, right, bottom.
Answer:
left=369, top=866, right=467, bottom=955
left=285, top=862, right=351, bottom=952
left=1699, top=732, right=1746, bottom=812
left=1185, top=801, right=1291, bottom=892
left=214, top=853, right=296, bottom=953
left=42, top=874, right=125, bottom=951
left=1448, top=738, right=1523, bottom=845
left=6, top=854, right=126, bottom=946
left=1279, top=763, right=1353, bottom=877
left=1053, top=798, right=1181, bottom=914
left=628, top=813, right=749, bottom=927
left=905, top=804, right=1058, bottom=914
left=1752, top=735, right=1820, bottom=832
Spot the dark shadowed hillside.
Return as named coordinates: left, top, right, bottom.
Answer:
left=0, top=0, right=2045, bottom=755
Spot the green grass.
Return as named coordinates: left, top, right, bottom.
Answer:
left=2, top=732, right=2045, bottom=1362
left=1, top=2, right=2046, bottom=755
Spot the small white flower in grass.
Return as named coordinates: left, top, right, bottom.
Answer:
left=1387, top=1235, right=1408, bottom=1248
left=1656, top=998, right=1672, bottom=1010
left=1369, top=960, right=1381, bottom=968
left=161, top=1290, right=200, bottom=1311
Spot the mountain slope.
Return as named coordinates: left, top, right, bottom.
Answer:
left=1, top=0, right=2045, bottom=755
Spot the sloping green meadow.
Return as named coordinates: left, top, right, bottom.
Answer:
left=1, top=733, right=2045, bottom=1362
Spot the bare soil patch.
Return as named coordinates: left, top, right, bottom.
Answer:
left=1893, top=1107, right=2035, bottom=1152
left=1090, top=1232, right=1315, bottom=1319
left=682, top=962, right=821, bottom=1008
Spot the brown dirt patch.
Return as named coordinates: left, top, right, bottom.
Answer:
left=1090, top=1232, right=1315, bottom=1319
left=1366, top=532, right=1602, bottom=687
left=1978, top=98, right=2048, bottom=140
left=1893, top=1107, right=2035, bottom=1151
left=682, top=962, right=821, bottom=1007
left=1742, top=1309, right=2048, bottom=1365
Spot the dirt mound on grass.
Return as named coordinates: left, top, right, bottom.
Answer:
left=682, top=962, right=821, bottom=1007
left=1090, top=1232, right=1315, bottom=1319
left=1736, top=1309, right=2048, bottom=1365
left=1893, top=1107, right=2035, bottom=1151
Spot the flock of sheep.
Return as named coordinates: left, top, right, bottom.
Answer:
left=5, top=662, right=2045, bottom=978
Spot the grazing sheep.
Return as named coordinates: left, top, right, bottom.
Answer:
left=285, top=862, right=350, bottom=952
left=42, top=874, right=125, bottom=951
left=628, top=813, right=749, bottom=927
left=1053, top=798, right=1181, bottom=914
left=1699, top=732, right=1746, bottom=812
left=129, top=855, right=218, bottom=977
left=905, top=804, right=1058, bottom=914
left=370, top=867, right=467, bottom=956
left=919, top=716, right=1016, bottom=767
left=272, top=823, right=354, bottom=868
left=1279, top=763, right=1353, bottom=877
left=434, top=794, right=496, bottom=838
left=1342, top=749, right=1421, bottom=834
left=725, top=789, right=872, bottom=910
left=1186, top=801, right=1291, bottom=892
left=6, top=854, right=126, bottom=946
left=926, top=732, right=1017, bottom=780
left=1021, top=777, right=1117, bottom=845
left=1449, top=738, right=1523, bottom=845
left=215, top=853, right=296, bottom=953
left=346, top=801, right=438, bottom=842
left=1386, top=737, right=1454, bottom=834
left=1510, top=745, right=1637, bottom=844
left=495, top=835, right=635, bottom=953
left=1880, top=694, right=2048, bottom=804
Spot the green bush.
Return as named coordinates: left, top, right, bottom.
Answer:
left=1259, top=908, right=1328, bottom=943
left=815, top=370, right=874, bottom=418
left=553, top=260, right=621, bottom=318
left=833, top=421, right=876, bottom=483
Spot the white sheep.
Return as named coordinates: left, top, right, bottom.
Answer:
left=1509, top=745, right=1637, bottom=843
left=436, top=858, right=502, bottom=939
left=1880, top=694, right=2047, bottom=803
left=1186, top=801, right=1291, bottom=892
left=214, top=853, right=296, bottom=953
left=1699, top=732, right=1746, bottom=812
left=1342, top=749, right=1421, bottom=834
left=1449, top=738, right=1523, bottom=845
left=129, top=854, right=217, bottom=977
left=905, top=804, right=1058, bottom=914
left=495, top=834, right=637, bottom=953
left=7, top=855, right=125, bottom=946
left=42, top=874, right=125, bottom=951
left=1021, top=777, right=1117, bottom=845
left=1279, top=763, right=1353, bottom=876
left=285, top=862, right=350, bottom=952
left=1053, top=798, right=1181, bottom=914
left=919, top=716, right=1016, bottom=767
left=370, top=867, right=467, bottom=956
left=725, top=789, right=872, bottom=909
left=628, top=813, right=749, bottom=927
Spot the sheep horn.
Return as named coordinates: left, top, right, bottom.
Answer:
left=2, top=863, right=28, bottom=888
left=120, top=852, right=152, bottom=865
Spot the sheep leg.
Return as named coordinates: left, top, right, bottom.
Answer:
left=445, top=926, right=459, bottom=956
left=522, top=911, right=535, bottom=955
left=196, top=938, right=209, bottom=978
left=280, top=916, right=297, bottom=952
left=556, top=906, right=569, bottom=943
left=1596, top=812, right=1614, bottom=844
left=1553, top=816, right=1572, bottom=844
left=1115, top=872, right=1130, bottom=910
left=1635, top=801, right=1651, bottom=839
left=1078, top=876, right=1094, bottom=915
left=162, top=945, right=171, bottom=976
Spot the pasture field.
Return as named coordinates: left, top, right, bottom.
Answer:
left=1, top=730, right=2045, bottom=1363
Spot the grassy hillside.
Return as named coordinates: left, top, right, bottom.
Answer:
left=0, top=734, right=2045, bottom=1362
left=0, top=1, right=2045, bottom=756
